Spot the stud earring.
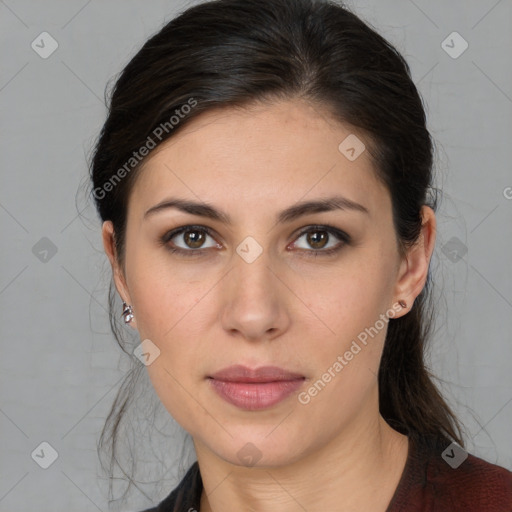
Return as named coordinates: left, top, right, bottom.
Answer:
left=122, top=301, right=134, bottom=323
left=398, top=300, right=407, bottom=309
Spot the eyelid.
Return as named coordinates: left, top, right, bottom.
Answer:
left=288, top=224, right=350, bottom=254
left=160, top=224, right=221, bottom=250
left=292, top=224, right=350, bottom=243
left=160, top=224, right=350, bottom=255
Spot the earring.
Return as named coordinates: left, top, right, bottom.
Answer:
left=122, top=301, right=134, bottom=323
left=398, top=300, right=407, bottom=309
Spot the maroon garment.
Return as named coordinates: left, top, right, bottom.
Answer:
left=386, top=436, right=512, bottom=511
left=142, top=435, right=512, bottom=511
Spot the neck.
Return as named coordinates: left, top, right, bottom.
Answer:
left=194, top=404, right=409, bottom=512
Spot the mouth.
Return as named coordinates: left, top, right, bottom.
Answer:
left=207, top=365, right=306, bottom=410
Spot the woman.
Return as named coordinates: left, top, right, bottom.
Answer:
left=90, top=0, right=512, bottom=510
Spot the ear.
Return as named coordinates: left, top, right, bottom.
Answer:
left=391, top=205, right=436, bottom=318
left=102, top=220, right=138, bottom=330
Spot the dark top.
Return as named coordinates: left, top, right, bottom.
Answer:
left=141, top=436, right=512, bottom=511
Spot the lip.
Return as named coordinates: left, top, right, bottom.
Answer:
left=208, top=365, right=305, bottom=410
left=209, top=365, right=304, bottom=382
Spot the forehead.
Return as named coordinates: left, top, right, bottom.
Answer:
left=128, top=99, right=390, bottom=221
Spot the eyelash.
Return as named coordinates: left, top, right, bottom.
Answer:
left=159, top=224, right=351, bottom=258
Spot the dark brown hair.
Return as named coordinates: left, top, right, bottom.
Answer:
left=89, top=0, right=463, bottom=501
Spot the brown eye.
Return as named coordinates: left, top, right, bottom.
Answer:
left=292, top=225, right=350, bottom=256
left=161, top=225, right=219, bottom=254
left=306, top=230, right=329, bottom=250
left=183, top=229, right=207, bottom=249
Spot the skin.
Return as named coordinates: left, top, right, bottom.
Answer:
left=102, top=98, right=437, bottom=511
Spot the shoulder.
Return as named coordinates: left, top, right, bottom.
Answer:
left=428, top=454, right=512, bottom=504
left=394, top=435, right=512, bottom=511
left=427, top=448, right=512, bottom=510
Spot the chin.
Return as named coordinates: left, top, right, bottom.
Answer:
left=208, top=430, right=309, bottom=469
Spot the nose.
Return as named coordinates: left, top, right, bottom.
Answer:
left=219, top=249, right=291, bottom=343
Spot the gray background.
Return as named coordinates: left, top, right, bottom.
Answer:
left=1, top=0, right=511, bottom=510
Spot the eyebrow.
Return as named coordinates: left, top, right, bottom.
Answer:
left=143, top=195, right=369, bottom=224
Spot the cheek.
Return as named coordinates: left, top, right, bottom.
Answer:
left=309, top=257, right=392, bottom=334
left=127, top=248, right=202, bottom=339
left=126, top=254, right=215, bottom=365
left=132, top=275, right=208, bottom=428
left=302, top=257, right=392, bottom=388
left=300, top=285, right=389, bottom=424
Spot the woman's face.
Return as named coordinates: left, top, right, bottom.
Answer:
left=104, top=99, right=431, bottom=467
